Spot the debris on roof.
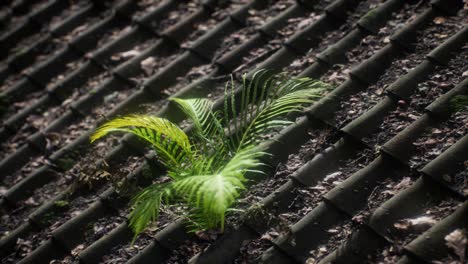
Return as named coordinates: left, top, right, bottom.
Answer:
left=0, top=0, right=466, bottom=263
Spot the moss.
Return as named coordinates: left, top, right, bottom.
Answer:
left=56, top=157, right=75, bottom=171
left=54, top=200, right=70, bottom=208
left=56, top=148, right=85, bottom=171
left=141, top=163, right=154, bottom=179
left=13, top=47, right=28, bottom=56
left=450, top=95, right=468, bottom=113
left=38, top=212, right=57, bottom=226
left=362, top=9, right=378, bottom=20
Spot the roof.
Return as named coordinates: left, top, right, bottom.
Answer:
left=0, top=0, right=467, bottom=263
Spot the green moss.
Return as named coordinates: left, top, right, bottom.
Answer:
left=450, top=95, right=468, bottom=112
left=364, top=9, right=378, bottom=19
left=141, top=164, right=153, bottom=179
left=54, top=200, right=70, bottom=208
left=56, top=157, right=75, bottom=171
left=55, top=149, right=85, bottom=171
left=38, top=212, right=57, bottom=226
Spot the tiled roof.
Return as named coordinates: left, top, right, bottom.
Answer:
left=0, top=0, right=466, bottom=263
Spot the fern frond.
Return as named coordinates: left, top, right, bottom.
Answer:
left=220, top=146, right=266, bottom=177
left=172, top=174, right=244, bottom=231
left=230, top=71, right=331, bottom=151
left=170, top=97, right=233, bottom=172
left=172, top=147, right=265, bottom=231
left=129, top=183, right=173, bottom=242
left=170, top=98, right=225, bottom=145
left=91, top=115, right=193, bottom=171
left=238, top=70, right=274, bottom=135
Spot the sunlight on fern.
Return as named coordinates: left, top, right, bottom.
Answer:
left=90, top=69, right=332, bottom=239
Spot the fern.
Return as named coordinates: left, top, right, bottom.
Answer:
left=91, top=69, right=331, bottom=238
left=128, top=183, right=172, bottom=240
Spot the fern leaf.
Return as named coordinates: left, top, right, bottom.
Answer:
left=91, top=115, right=193, bottom=171
left=129, top=183, right=172, bottom=242
left=220, top=146, right=266, bottom=177
left=172, top=147, right=264, bottom=230
left=170, top=98, right=224, bottom=144
left=233, top=73, right=330, bottom=150
left=172, top=174, right=244, bottom=231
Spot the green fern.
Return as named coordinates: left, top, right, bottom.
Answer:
left=91, top=69, right=331, bottom=238
left=91, top=115, right=193, bottom=174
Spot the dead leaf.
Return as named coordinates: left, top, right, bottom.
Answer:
left=324, top=171, right=342, bottom=182
left=297, top=18, right=312, bottom=29
left=260, top=233, right=273, bottom=241
left=111, top=55, right=121, bottom=61
left=271, top=230, right=281, bottom=236
left=435, top=33, right=448, bottom=39
left=195, top=229, right=219, bottom=241
left=408, top=216, right=437, bottom=226
left=140, top=57, right=157, bottom=76
left=408, top=114, right=419, bottom=120
left=290, top=59, right=303, bottom=68
left=394, top=221, right=410, bottom=230
left=395, top=216, right=437, bottom=232
left=71, top=244, right=85, bottom=256
left=445, top=229, right=467, bottom=263
left=24, top=197, right=39, bottom=206
left=0, top=186, right=7, bottom=195
left=393, top=177, right=412, bottom=190
left=332, top=180, right=342, bottom=186
left=71, top=24, right=87, bottom=36
left=120, top=50, right=140, bottom=58
left=424, top=139, right=438, bottom=145
left=433, top=17, right=446, bottom=24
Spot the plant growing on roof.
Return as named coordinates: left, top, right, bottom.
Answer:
left=90, top=69, right=331, bottom=239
